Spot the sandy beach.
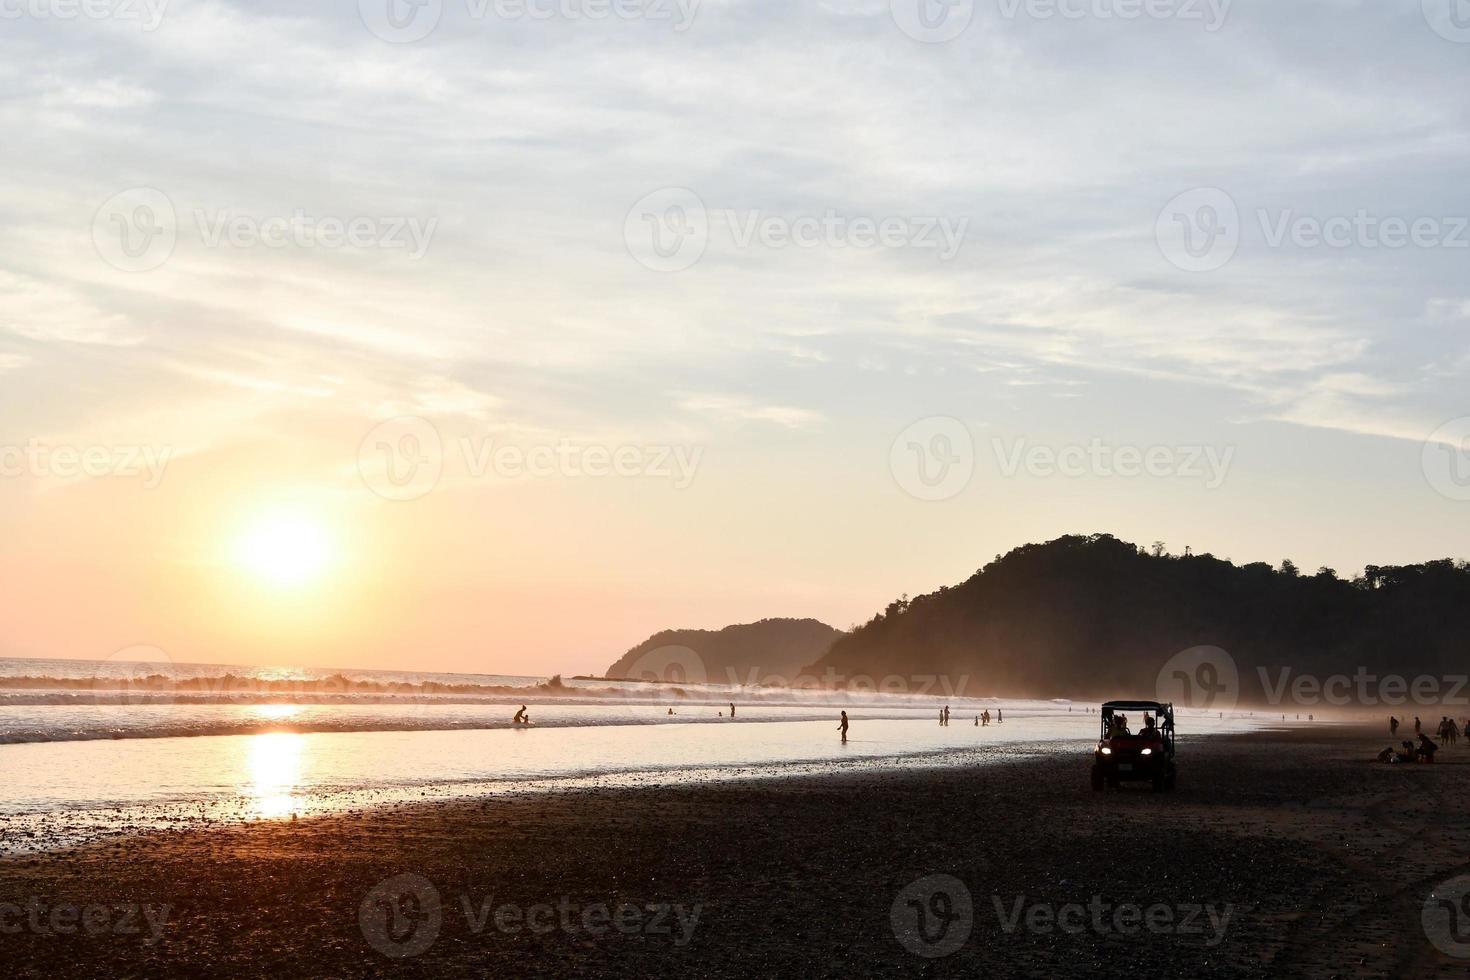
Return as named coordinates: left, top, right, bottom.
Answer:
left=2, top=723, right=1467, bottom=978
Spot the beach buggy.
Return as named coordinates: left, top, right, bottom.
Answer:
left=1091, top=700, right=1176, bottom=792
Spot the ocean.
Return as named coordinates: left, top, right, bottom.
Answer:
left=0, top=656, right=1267, bottom=854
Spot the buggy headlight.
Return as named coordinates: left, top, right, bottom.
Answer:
left=1100, top=747, right=1112, bottom=755
left=1140, top=748, right=1152, bottom=756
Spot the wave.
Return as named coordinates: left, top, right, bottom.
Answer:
left=0, top=671, right=570, bottom=698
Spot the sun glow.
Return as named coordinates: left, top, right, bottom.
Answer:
left=246, top=731, right=304, bottom=821
left=232, top=511, right=333, bottom=588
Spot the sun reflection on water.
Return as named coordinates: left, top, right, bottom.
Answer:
left=253, top=703, right=302, bottom=723
left=247, top=731, right=304, bottom=820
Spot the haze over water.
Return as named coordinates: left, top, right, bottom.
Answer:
left=0, top=655, right=1268, bottom=854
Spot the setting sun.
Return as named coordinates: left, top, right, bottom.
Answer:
left=232, top=512, right=334, bottom=589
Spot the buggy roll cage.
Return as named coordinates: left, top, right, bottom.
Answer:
left=1099, top=700, right=1176, bottom=755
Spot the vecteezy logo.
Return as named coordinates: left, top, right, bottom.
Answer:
left=1422, top=417, right=1470, bottom=502
left=92, top=644, right=176, bottom=708
left=360, top=873, right=442, bottom=959
left=819, top=0, right=888, bottom=15
left=1423, top=0, right=1470, bottom=43
left=1423, top=875, right=1470, bottom=958
left=1156, top=187, right=1240, bottom=273
left=358, top=416, right=444, bottom=501
left=359, top=0, right=443, bottom=42
left=92, top=188, right=177, bottom=273
left=891, top=874, right=973, bottom=958
left=624, top=188, right=708, bottom=272
left=621, top=644, right=708, bottom=686
left=889, top=416, right=974, bottom=502
left=1156, top=645, right=1239, bottom=711
left=890, top=0, right=974, bottom=42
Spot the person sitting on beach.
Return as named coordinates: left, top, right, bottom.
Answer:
left=513, top=705, right=527, bottom=724
left=1394, top=741, right=1417, bottom=763
left=1418, top=733, right=1439, bottom=762
left=1375, top=746, right=1394, bottom=764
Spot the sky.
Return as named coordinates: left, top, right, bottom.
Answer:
left=1, top=0, right=1468, bottom=676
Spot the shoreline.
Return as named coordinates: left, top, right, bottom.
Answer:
left=5, top=724, right=1469, bottom=977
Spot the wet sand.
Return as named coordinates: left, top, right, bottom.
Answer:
left=2, top=724, right=1468, bottom=978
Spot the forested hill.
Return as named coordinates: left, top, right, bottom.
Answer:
left=607, top=618, right=842, bottom=685
left=806, top=534, right=1470, bottom=704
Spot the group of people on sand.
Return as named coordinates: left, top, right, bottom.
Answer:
left=1377, top=735, right=1439, bottom=764
left=1388, top=715, right=1468, bottom=740
left=1377, top=715, right=1468, bottom=763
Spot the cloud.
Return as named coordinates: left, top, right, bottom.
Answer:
left=677, top=395, right=824, bottom=431
left=0, top=0, right=1465, bottom=463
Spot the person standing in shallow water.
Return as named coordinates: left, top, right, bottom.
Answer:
left=838, top=710, right=849, bottom=743
left=729, top=703, right=735, bottom=719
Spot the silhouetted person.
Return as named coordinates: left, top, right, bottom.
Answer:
left=997, top=709, right=1003, bottom=724
left=1390, top=716, right=1399, bottom=736
left=1419, top=732, right=1439, bottom=762
left=730, top=703, right=735, bottom=719
left=943, top=705, right=950, bottom=727
left=838, top=710, right=849, bottom=743
left=1415, top=716, right=1422, bottom=735
left=513, top=705, right=527, bottom=725
left=974, top=716, right=979, bottom=727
